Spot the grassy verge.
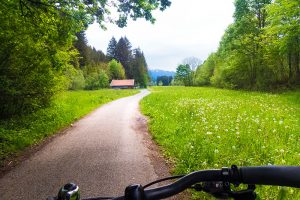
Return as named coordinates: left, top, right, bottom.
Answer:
left=0, top=89, right=138, bottom=165
left=140, top=86, right=300, bottom=199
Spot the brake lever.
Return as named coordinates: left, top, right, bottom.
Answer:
left=192, top=182, right=256, bottom=200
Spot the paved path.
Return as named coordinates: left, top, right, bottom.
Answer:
left=0, top=90, right=166, bottom=200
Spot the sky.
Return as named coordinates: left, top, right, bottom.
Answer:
left=86, top=0, right=235, bottom=71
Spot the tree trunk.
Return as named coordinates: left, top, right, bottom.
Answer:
left=288, top=51, right=292, bottom=82
left=295, top=51, right=300, bottom=84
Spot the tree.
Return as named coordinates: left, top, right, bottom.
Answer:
left=66, top=67, right=86, bottom=90
left=266, top=0, right=300, bottom=84
left=108, top=59, right=126, bottom=80
left=74, top=31, right=89, bottom=68
left=0, top=1, right=77, bottom=117
left=115, top=37, right=133, bottom=78
left=194, top=53, right=218, bottom=86
left=131, top=48, right=149, bottom=87
left=85, top=73, right=100, bottom=90
left=106, top=37, right=117, bottom=60
left=98, top=70, right=109, bottom=88
left=74, top=32, right=107, bottom=68
left=175, top=64, right=193, bottom=86
left=156, top=76, right=173, bottom=86
left=182, top=57, right=202, bottom=71
left=0, top=0, right=171, bottom=118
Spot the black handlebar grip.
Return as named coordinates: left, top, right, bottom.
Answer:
left=239, top=166, right=300, bottom=188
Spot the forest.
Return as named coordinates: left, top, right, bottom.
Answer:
left=0, top=0, right=162, bottom=119
left=175, top=0, right=300, bottom=90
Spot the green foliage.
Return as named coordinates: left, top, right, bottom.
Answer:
left=74, top=31, right=107, bottom=68
left=85, top=70, right=109, bottom=90
left=115, top=37, right=133, bottom=78
left=194, top=0, right=300, bottom=90
left=98, top=70, right=109, bottom=88
left=85, top=73, right=100, bottom=90
left=69, top=69, right=86, bottom=90
left=0, top=0, right=171, bottom=118
left=83, top=62, right=108, bottom=76
left=108, top=38, right=149, bottom=87
left=0, top=1, right=77, bottom=117
left=132, top=48, right=149, bottom=87
left=106, top=37, right=118, bottom=60
left=266, top=0, right=300, bottom=84
left=175, top=64, right=193, bottom=86
left=156, top=76, right=173, bottom=86
left=0, top=1, right=83, bottom=118
left=108, top=59, right=126, bottom=80
left=141, top=86, right=300, bottom=199
left=194, top=53, right=217, bottom=86
left=0, top=89, right=138, bottom=165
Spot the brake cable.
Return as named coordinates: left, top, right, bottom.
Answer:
left=143, top=175, right=184, bottom=189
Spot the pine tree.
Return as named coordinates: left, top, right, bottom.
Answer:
left=132, top=48, right=149, bottom=87
left=115, top=37, right=133, bottom=78
left=74, top=31, right=89, bottom=68
left=106, top=37, right=117, bottom=60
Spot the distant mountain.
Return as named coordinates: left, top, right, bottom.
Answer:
left=148, top=69, right=176, bottom=81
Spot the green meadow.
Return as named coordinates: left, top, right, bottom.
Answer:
left=140, top=86, right=300, bottom=199
left=0, top=89, right=138, bottom=165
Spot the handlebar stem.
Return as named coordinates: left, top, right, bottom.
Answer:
left=124, top=184, right=144, bottom=200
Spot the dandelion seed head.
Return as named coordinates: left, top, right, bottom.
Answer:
left=280, top=149, right=285, bottom=153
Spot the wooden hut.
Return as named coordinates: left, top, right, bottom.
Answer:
left=110, top=79, right=135, bottom=89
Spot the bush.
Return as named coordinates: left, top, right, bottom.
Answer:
left=108, top=59, right=125, bottom=80
left=194, top=53, right=217, bottom=86
left=84, top=70, right=109, bottom=90
left=69, top=69, right=86, bottom=90
left=85, top=72, right=100, bottom=90
left=98, top=70, right=109, bottom=88
left=0, top=39, right=68, bottom=118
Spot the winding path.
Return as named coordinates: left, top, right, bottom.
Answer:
left=0, top=90, right=169, bottom=200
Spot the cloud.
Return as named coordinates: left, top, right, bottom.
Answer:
left=85, top=0, right=235, bottom=71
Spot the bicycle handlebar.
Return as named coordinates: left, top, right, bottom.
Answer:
left=138, top=166, right=300, bottom=200
left=240, top=166, right=300, bottom=187
left=144, top=170, right=222, bottom=199
left=50, top=165, right=300, bottom=200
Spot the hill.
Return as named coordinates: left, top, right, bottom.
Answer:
left=148, top=69, right=175, bottom=81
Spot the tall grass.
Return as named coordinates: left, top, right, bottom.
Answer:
left=140, top=86, right=300, bottom=199
left=0, top=89, right=138, bottom=165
